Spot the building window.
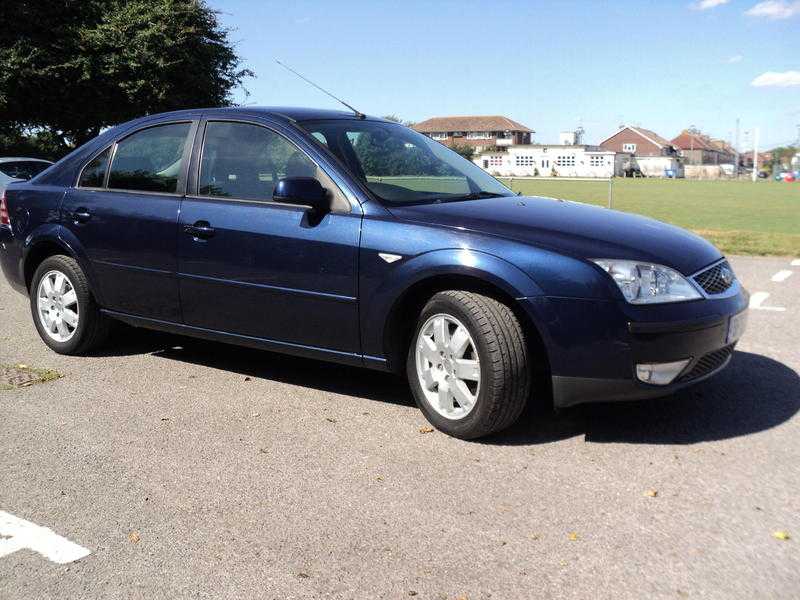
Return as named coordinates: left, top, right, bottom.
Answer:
left=431, top=132, right=448, bottom=140
left=588, top=155, right=606, bottom=167
left=488, top=155, right=503, bottom=167
left=466, top=131, right=492, bottom=140
left=514, top=155, right=535, bottom=167
left=541, top=159, right=549, bottom=168
left=556, top=155, right=575, bottom=167
left=622, top=143, right=637, bottom=153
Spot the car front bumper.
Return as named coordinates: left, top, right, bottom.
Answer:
left=521, top=284, right=750, bottom=408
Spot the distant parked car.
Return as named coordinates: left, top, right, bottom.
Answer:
left=0, top=158, right=53, bottom=194
left=0, top=108, right=749, bottom=439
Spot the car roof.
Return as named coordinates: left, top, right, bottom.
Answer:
left=0, top=157, right=53, bottom=164
left=140, top=106, right=389, bottom=124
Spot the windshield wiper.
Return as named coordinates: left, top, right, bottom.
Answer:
left=431, top=191, right=509, bottom=203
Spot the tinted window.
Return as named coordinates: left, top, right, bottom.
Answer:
left=108, top=123, right=191, bottom=193
left=199, top=121, right=319, bottom=201
left=301, top=120, right=513, bottom=205
left=0, top=161, right=51, bottom=180
left=78, top=148, right=111, bottom=188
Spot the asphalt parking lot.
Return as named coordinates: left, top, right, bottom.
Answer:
left=1, top=255, right=798, bottom=599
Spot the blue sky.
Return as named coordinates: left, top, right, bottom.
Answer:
left=211, top=0, right=800, bottom=149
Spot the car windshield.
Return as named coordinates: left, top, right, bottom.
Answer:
left=0, top=160, right=51, bottom=180
left=299, top=120, right=513, bottom=205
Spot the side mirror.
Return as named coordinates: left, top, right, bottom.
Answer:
left=273, top=177, right=329, bottom=213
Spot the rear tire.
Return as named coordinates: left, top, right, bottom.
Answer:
left=407, top=291, right=531, bottom=439
left=30, top=255, right=110, bottom=355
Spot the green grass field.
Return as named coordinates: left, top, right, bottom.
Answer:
left=498, top=178, right=800, bottom=256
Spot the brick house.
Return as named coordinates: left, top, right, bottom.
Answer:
left=671, top=130, right=735, bottom=165
left=413, top=116, right=533, bottom=152
left=599, top=125, right=682, bottom=177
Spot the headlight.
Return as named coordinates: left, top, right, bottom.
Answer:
left=591, top=259, right=702, bottom=304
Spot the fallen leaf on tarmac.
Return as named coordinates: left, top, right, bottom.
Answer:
left=644, top=489, right=658, bottom=497
left=250, top=412, right=261, bottom=418
left=326, top=417, right=337, bottom=423
left=408, top=592, right=417, bottom=597
left=259, top=448, right=268, bottom=454
left=419, top=426, right=434, bottom=434
left=568, top=532, right=578, bottom=541
left=128, top=531, right=140, bottom=544
left=244, top=376, right=251, bottom=381
left=16, top=364, right=28, bottom=369
left=297, top=572, right=310, bottom=578
left=376, top=476, right=384, bottom=481
left=772, top=531, right=790, bottom=541
left=530, top=533, right=541, bottom=540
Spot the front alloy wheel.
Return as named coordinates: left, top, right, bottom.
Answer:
left=415, top=313, right=481, bottom=420
left=407, top=291, right=532, bottom=439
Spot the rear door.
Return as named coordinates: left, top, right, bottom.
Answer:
left=177, top=119, right=362, bottom=354
left=62, top=121, right=197, bottom=321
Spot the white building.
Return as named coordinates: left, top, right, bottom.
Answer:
left=474, top=143, right=627, bottom=178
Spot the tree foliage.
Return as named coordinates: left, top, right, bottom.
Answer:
left=0, top=0, right=253, bottom=155
left=449, top=143, right=475, bottom=161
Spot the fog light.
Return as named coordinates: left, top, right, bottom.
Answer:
left=635, top=358, right=691, bottom=385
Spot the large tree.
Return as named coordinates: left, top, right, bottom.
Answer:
left=0, top=0, right=253, bottom=154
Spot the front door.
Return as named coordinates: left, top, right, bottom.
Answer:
left=62, top=121, right=195, bottom=321
left=177, top=120, right=361, bottom=354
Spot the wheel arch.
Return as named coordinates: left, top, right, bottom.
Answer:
left=22, top=228, right=98, bottom=300
left=381, top=272, right=552, bottom=400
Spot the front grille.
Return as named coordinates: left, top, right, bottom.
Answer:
left=678, top=345, right=735, bottom=382
left=693, top=261, right=735, bottom=295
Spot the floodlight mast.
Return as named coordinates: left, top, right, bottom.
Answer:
left=275, top=59, right=366, bottom=119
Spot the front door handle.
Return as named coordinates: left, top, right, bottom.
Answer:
left=184, top=221, right=216, bottom=239
left=72, top=209, right=91, bottom=223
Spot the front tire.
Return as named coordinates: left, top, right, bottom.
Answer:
left=30, top=255, right=110, bottom=355
left=407, top=291, right=531, bottom=439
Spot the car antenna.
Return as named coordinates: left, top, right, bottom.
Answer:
left=275, top=59, right=366, bottom=119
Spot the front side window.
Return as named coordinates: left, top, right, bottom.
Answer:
left=107, top=123, right=191, bottom=193
left=198, top=121, right=321, bottom=201
left=300, top=120, right=513, bottom=205
left=78, top=148, right=111, bottom=188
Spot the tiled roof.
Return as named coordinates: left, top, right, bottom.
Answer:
left=627, top=126, right=673, bottom=148
left=671, top=130, right=718, bottom=151
left=599, top=125, right=673, bottom=149
left=413, top=115, right=533, bottom=133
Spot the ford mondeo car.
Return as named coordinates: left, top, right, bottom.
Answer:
left=0, top=108, right=748, bottom=439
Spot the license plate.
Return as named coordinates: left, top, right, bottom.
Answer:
left=727, top=310, right=748, bottom=344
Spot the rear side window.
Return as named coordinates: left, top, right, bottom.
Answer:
left=0, top=161, right=50, bottom=180
left=108, top=123, right=191, bottom=193
left=199, top=121, right=319, bottom=201
left=78, top=148, right=111, bottom=188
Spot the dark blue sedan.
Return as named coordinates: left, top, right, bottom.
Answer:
left=0, top=107, right=748, bottom=438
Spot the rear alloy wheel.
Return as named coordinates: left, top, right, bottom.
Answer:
left=36, top=270, right=80, bottom=343
left=407, top=291, right=531, bottom=439
left=30, top=255, right=110, bottom=355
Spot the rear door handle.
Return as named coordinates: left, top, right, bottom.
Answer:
left=72, top=209, right=91, bottom=223
left=183, top=221, right=215, bottom=239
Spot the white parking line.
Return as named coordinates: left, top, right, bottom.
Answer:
left=749, top=291, right=786, bottom=312
left=0, top=511, right=90, bottom=564
left=771, top=270, right=793, bottom=282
